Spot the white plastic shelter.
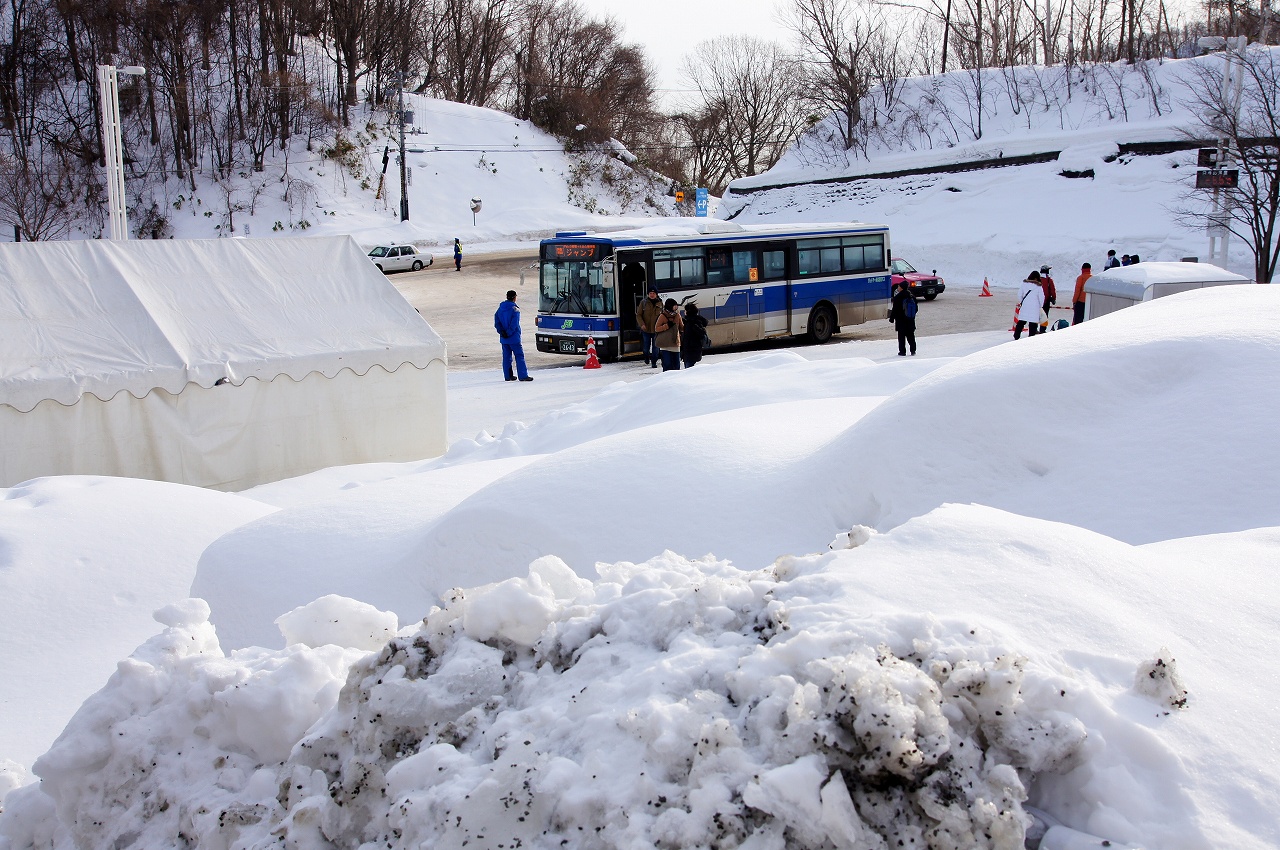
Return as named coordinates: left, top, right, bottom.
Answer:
left=0, top=236, right=447, bottom=490
left=1084, top=261, right=1251, bottom=320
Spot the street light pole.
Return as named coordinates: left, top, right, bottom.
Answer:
left=398, top=77, right=409, bottom=222
left=97, top=63, right=147, bottom=240
left=1203, top=35, right=1247, bottom=265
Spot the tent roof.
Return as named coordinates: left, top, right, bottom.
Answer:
left=0, top=236, right=446, bottom=412
left=1084, top=261, right=1250, bottom=300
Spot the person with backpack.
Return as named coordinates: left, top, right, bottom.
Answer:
left=653, top=298, right=684, bottom=371
left=1014, top=271, right=1045, bottom=339
left=1038, top=265, right=1056, bottom=327
left=889, top=280, right=918, bottom=355
left=680, top=303, right=708, bottom=368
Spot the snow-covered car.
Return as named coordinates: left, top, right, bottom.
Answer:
left=891, top=258, right=945, bottom=300
left=368, top=244, right=432, bottom=273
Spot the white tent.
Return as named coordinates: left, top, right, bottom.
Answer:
left=0, top=236, right=447, bottom=490
left=1084, top=261, right=1251, bottom=320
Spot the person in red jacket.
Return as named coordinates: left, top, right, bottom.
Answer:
left=1072, top=262, right=1092, bottom=325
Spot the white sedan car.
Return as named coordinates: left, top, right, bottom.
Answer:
left=368, top=244, right=432, bottom=273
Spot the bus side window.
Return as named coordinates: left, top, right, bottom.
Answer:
left=797, top=238, right=840, bottom=275
left=706, top=248, right=728, bottom=285
left=655, top=247, right=705, bottom=287
left=761, top=250, right=786, bottom=280
left=842, top=235, right=885, bottom=272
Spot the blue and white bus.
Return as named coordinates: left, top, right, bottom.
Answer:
left=532, top=221, right=893, bottom=361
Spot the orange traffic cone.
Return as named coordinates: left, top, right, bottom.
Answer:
left=1009, top=303, right=1020, bottom=333
left=583, top=337, right=601, bottom=369
left=980, top=277, right=993, bottom=297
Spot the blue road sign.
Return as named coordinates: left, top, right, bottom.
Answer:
left=695, top=187, right=708, bottom=217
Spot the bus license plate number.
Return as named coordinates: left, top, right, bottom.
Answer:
left=559, top=340, right=577, bottom=353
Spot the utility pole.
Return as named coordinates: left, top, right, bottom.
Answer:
left=398, top=76, right=409, bottom=222
left=97, top=63, right=147, bottom=240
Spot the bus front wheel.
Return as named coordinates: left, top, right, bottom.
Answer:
left=808, top=305, right=836, bottom=344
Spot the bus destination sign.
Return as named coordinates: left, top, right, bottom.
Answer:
left=1196, top=169, right=1239, bottom=189
left=546, top=243, right=600, bottom=260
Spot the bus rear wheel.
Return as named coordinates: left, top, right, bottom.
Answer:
left=808, top=305, right=836, bottom=344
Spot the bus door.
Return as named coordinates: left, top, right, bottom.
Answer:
left=708, top=245, right=763, bottom=344
left=616, top=250, right=649, bottom=357
left=759, top=243, right=790, bottom=336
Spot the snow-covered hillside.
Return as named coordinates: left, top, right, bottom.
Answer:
left=724, top=52, right=1256, bottom=288
left=153, top=95, right=674, bottom=250
left=143, top=51, right=1254, bottom=288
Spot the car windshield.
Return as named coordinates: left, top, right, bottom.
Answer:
left=368, top=247, right=389, bottom=258
left=539, top=261, right=614, bottom=315
left=891, top=259, right=916, bottom=274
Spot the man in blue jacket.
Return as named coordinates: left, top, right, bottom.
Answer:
left=494, top=290, right=532, bottom=381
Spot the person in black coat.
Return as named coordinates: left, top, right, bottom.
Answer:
left=889, top=282, right=918, bottom=355
left=681, top=303, right=708, bottom=368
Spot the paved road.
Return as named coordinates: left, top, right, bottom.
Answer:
left=389, top=251, right=1048, bottom=374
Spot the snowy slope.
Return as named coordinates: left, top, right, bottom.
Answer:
left=158, top=95, right=675, bottom=250
left=723, top=52, right=1259, bottom=288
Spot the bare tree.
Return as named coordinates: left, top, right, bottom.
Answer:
left=1179, top=46, right=1280, bottom=282
left=433, top=0, right=515, bottom=107
left=681, top=35, right=804, bottom=182
left=507, top=1, right=658, bottom=150
left=0, top=148, right=80, bottom=240
left=785, top=0, right=884, bottom=152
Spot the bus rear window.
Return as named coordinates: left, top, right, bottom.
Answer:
left=798, top=235, right=886, bottom=275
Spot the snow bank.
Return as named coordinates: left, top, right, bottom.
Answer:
left=0, top=477, right=275, bottom=772
left=822, top=285, right=1280, bottom=543
left=195, top=354, right=943, bottom=649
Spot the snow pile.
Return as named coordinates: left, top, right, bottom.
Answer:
left=1, top=552, right=1138, bottom=850
left=0, top=599, right=368, bottom=848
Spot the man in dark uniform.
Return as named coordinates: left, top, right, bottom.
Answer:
left=889, top=281, right=918, bottom=356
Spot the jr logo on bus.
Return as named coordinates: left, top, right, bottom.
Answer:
left=561, top=319, right=573, bottom=329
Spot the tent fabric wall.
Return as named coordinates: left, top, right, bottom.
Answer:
left=1, top=237, right=447, bottom=490
left=0, top=364, right=446, bottom=491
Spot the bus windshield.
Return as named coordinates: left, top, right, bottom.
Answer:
left=539, top=261, right=614, bottom=315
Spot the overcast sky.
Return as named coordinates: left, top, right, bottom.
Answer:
left=577, top=0, right=788, bottom=102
